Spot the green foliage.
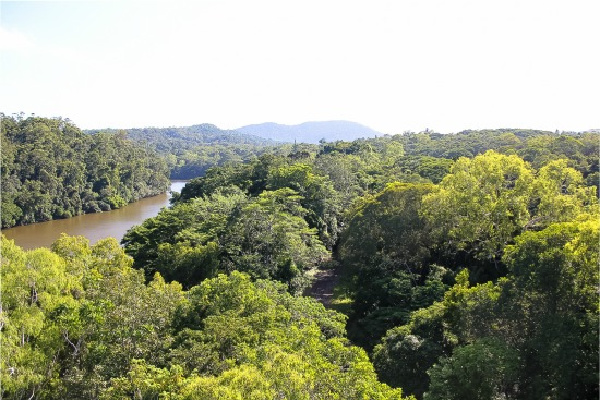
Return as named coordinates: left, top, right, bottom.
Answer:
left=0, top=237, right=407, bottom=400
left=500, top=217, right=599, bottom=399
left=122, top=272, right=407, bottom=400
left=421, top=151, right=534, bottom=262
left=86, top=123, right=282, bottom=180
left=0, top=115, right=169, bottom=228
left=533, top=159, right=598, bottom=224
left=425, top=338, right=519, bottom=400
left=178, top=154, right=288, bottom=200
left=4, top=122, right=599, bottom=399
left=120, top=130, right=598, bottom=395
left=1, top=234, right=187, bottom=399
left=267, top=163, right=342, bottom=248
left=338, top=182, right=448, bottom=348
left=373, top=302, right=449, bottom=399
left=223, top=189, right=330, bottom=293
left=106, top=194, right=127, bottom=209
left=340, top=182, right=436, bottom=273
left=1, top=238, right=80, bottom=399
left=421, top=150, right=597, bottom=282
left=394, top=156, right=454, bottom=184
left=374, top=216, right=599, bottom=399
left=124, top=186, right=329, bottom=293
left=123, top=186, right=247, bottom=285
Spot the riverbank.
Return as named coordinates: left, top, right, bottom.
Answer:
left=1, top=181, right=187, bottom=250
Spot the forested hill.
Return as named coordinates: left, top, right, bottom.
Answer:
left=1, top=115, right=169, bottom=228
left=85, top=123, right=276, bottom=153
left=86, top=124, right=281, bottom=180
left=236, top=120, right=385, bottom=143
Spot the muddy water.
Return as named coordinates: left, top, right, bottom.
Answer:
left=2, top=181, right=187, bottom=250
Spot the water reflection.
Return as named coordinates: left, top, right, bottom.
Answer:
left=2, top=181, right=187, bottom=250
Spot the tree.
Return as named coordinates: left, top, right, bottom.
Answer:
left=340, top=182, right=435, bottom=274
left=420, top=151, right=598, bottom=283
left=421, top=151, right=534, bottom=269
left=500, top=217, right=599, bottom=399
left=122, top=185, right=248, bottom=282
left=532, top=159, right=598, bottom=227
left=425, top=338, right=519, bottom=400
left=1, top=236, right=81, bottom=399
left=224, top=189, right=329, bottom=293
left=374, top=216, right=599, bottom=399
left=338, top=182, right=446, bottom=349
left=267, top=163, right=342, bottom=248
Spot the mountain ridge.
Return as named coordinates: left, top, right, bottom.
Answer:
left=236, top=120, right=385, bottom=143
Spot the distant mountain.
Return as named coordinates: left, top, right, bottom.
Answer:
left=85, top=124, right=275, bottom=154
left=236, top=121, right=385, bottom=144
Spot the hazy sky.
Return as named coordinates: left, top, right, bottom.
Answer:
left=1, top=0, right=598, bottom=133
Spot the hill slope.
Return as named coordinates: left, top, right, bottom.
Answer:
left=85, top=124, right=275, bottom=154
left=236, top=120, right=385, bottom=143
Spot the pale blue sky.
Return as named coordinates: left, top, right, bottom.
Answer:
left=1, top=0, right=598, bottom=133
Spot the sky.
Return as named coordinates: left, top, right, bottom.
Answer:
left=1, top=0, right=598, bottom=134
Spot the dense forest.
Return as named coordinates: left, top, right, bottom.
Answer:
left=85, top=124, right=280, bottom=180
left=1, top=123, right=599, bottom=399
left=1, top=115, right=170, bottom=228
left=1, top=236, right=405, bottom=399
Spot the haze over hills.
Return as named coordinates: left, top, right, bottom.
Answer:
left=236, top=120, right=386, bottom=144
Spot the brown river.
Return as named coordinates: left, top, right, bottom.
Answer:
left=1, top=181, right=187, bottom=250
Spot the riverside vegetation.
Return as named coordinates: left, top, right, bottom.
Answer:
left=1, top=114, right=169, bottom=228
left=1, top=116, right=598, bottom=399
